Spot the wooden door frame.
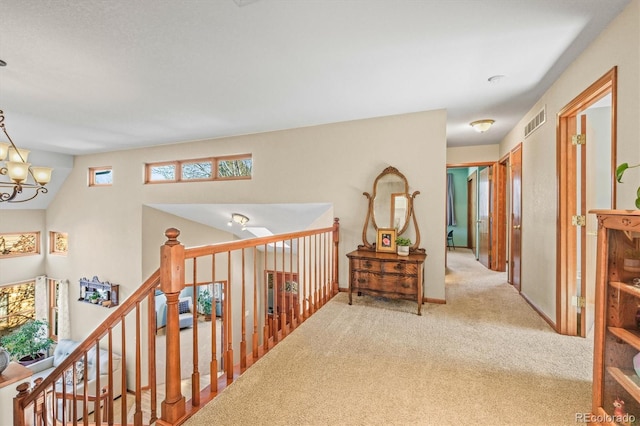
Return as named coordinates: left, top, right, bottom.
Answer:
left=467, top=171, right=477, bottom=251
left=504, top=143, right=523, bottom=290
left=447, top=161, right=505, bottom=271
left=556, top=67, right=617, bottom=335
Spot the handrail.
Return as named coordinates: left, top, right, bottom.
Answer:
left=183, top=224, right=336, bottom=258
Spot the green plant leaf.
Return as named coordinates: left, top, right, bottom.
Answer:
left=636, top=186, right=640, bottom=209
left=616, top=163, right=629, bottom=183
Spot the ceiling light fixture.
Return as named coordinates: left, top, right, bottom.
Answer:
left=0, top=110, right=53, bottom=202
left=228, top=213, right=250, bottom=230
left=470, top=119, right=495, bottom=133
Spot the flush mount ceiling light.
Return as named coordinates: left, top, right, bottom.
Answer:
left=470, top=119, right=495, bottom=133
left=227, top=213, right=250, bottom=230
left=0, top=110, right=53, bottom=202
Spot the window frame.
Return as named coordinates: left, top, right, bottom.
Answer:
left=145, top=154, right=252, bottom=184
left=0, top=231, right=41, bottom=258
left=0, top=280, right=36, bottom=332
left=49, top=231, right=68, bottom=255
left=89, top=166, right=113, bottom=187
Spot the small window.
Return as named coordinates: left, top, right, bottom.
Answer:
left=147, top=162, right=177, bottom=182
left=217, top=156, right=252, bottom=179
left=145, top=154, right=252, bottom=184
left=49, top=231, right=68, bottom=255
left=0, top=232, right=40, bottom=258
left=89, top=166, right=113, bottom=186
left=182, top=160, right=212, bottom=180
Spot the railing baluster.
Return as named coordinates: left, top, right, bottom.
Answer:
left=225, top=251, right=234, bottom=384
left=240, top=248, right=247, bottom=372
left=262, top=244, right=270, bottom=351
left=147, top=288, right=157, bottom=424
left=252, top=246, right=259, bottom=360
left=121, top=312, right=129, bottom=426
left=191, top=258, right=200, bottom=407
left=210, top=254, right=218, bottom=394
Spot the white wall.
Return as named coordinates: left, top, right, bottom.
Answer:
left=499, top=0, right=640, bottom=322
left=43, top=110, right=447, bottom=341
left=447, top=144, right=500, bottom=164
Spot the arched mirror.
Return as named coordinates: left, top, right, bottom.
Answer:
left=361, top=166, right=421, bottom=251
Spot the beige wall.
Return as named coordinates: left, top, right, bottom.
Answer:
left=43, top=110, right=447, bottom=341
left=0, top=210, right=46, bottom=285
left=499, top=0, right=640, bottom=322
left=446, top=144, right=500, bottom=164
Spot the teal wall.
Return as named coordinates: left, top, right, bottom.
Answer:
left=447, top=168, right=468, bottom=247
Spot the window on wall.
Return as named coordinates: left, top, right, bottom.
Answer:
left=0, top=232, right=40, bottom=258
left=145, top=154, right=252, bottom=184
left=89, top=166, right=113, bottom=186
left=0, top=281, right=36, bottom=334
left=49, top=231, right=68, bottom=255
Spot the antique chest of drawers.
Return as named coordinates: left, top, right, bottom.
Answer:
left=346, top=249, right=427, bottom=315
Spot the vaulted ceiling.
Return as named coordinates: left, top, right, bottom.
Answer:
left=0, top=0, right=630, bottom=155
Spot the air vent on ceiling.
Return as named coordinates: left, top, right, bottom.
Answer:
left=524, top=106, right=546, bottom=138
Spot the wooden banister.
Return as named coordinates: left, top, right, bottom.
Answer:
left=14, top=219, right=340, bottom=426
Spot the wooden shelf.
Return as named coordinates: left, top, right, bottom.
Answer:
left=610, top=280, right=640, bottom=298
left=608, top=327, right=640, bottom=351
left=607, top=366, right=640, bottom=403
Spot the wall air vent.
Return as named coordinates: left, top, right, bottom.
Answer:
left=524, top=106, right=546, bottom=138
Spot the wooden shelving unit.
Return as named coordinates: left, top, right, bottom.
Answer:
left=591, top=210, right=640, bottom=423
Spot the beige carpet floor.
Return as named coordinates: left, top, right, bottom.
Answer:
left=183, top=248, right=594, bottom=426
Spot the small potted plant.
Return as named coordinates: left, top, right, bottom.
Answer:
left=396, top=236, right=412, bottom=256
left=198, top=289, right=213, bottom=321
left=0, top=319, right=54, bottom=366
left=616, top=162, right=640, bottom=209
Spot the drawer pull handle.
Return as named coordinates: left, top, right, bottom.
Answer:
left=401, top=282, right=410, bottom=288
left=394, top=263, right=404, bottom=270
left=364, top=261, right=372, bottom=268
left=358, top=278, right=367, bottom=283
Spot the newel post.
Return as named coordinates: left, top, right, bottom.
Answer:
left=160, top=228, right=186, bottom=424
left=13, top=382, right=30, bottom=426
left=332, top=217, right=340, bottom=295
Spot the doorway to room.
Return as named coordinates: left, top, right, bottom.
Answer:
left=446, top=161, right=506, bottom=272
left=556, top=67, right=617, bottom=337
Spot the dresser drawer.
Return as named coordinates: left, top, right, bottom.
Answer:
left=390, top=276, right=418, bottom=296
left=351, top=258, right=380, bottom=272
left=352, top=271, right=385, bottom=292
left=380, top=261, right=418, bottom=275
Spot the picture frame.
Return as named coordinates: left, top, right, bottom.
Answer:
left=376, top=228, right=396, bottom=253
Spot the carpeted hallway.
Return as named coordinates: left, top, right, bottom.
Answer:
left=184, top=248, right=594, bottom=425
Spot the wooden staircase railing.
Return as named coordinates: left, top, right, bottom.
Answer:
left=13, top=218, right=340, bottom=425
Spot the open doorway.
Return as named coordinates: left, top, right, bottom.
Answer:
left=557, top=67, right=617, bottom=337
left=446, top=161, right=505, bottom=271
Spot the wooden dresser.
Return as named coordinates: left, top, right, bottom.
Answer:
left=346, top=249, right=426, bottom=315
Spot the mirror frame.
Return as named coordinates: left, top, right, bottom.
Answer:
left=360, top=166, right=422, bottom=252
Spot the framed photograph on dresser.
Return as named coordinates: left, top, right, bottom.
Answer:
left=376, top=228, right=396, bottom=253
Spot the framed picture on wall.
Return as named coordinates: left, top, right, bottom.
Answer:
left=376, top=228, right=396, bottom=253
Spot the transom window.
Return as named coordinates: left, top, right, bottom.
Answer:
left=89, top=166, right=113, bottom=186
left=0, top=232, right=40, bottom=258
left=145, top=154, right=252, bottom=184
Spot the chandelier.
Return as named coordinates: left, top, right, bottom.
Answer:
left=0, top=110, right=53, bottom=203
